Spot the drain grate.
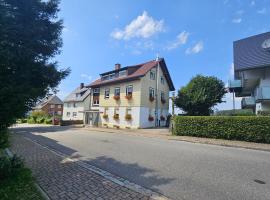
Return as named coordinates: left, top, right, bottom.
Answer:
left=254, top=179, right=266, bottom=184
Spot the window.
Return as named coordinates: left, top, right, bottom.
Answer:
left=114, top=87, right=120, bottom=96
left=50, top=104, right=55, bottom=108
left=161, top=92, right=165, bottom=101
left=66, top=112, right=70, bottom=117
left=93, top=97, right=99, bottom=106
left=126, top=108, right=132, bottom=115
left=73, top=103, right=77, bottom=108
left=161, top=76, right=165, bottom=85
left=119, top=70, right=127, bottom=77
left=72, top=112, right=77, bottom=117
left=102, top=75, right=109, bottom=81
left=126, top=85, right=133, bottom=96
left=104, top=88, right=110, bottom=99
left=58, top=105, right=62, bottom=108
left=93, top=88, right=100, bottom=94
left=109, top=73, right=115, bottom=79
left=150, top=71, right=155, bottom=80
left=149, top=88, right=155, bottom=98
left=57, top=111, right=62, bottom=115
left=67, top=103, right=70, bottom=108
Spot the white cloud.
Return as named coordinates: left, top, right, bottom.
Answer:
left=110, top=11, right=164, bottom=40
left=166, top=31, right=190, bottom=50
left=257, top=8, right=266, bottom=14
left=185, top=41, right=203, bottom=55
left=250, top=1, right=255, bottom=6
left=232, top=18, right=242, bottom=23
left=80, top=74, right=92, bottom=81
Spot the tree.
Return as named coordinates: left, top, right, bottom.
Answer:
left=175, top=75, right=226, bottom=116
left=0, top=0, right=70, bottom=146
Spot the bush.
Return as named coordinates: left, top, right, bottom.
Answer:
left=0, top=154, right=24, bottom=179
left=215, top=109, right=254, bottom=116
left=257, top=110, right=270, bottom=116
left=173, top=116, right=270, bottom=143
left=0, top=128, right=9, bottom=149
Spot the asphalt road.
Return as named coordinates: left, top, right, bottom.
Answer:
left=13, top=125, right=270, bottom=200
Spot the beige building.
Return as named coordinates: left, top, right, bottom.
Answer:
left=85, top=58, right=175, bottom=129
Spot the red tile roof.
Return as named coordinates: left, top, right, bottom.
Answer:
left=88, top=58, right=175, bottom=91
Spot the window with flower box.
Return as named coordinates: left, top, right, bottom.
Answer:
left=149, top=88, right=155, bottom=102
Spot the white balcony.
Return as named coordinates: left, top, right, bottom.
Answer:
left=255, top=86, right=270, bottom=101
left=241, top=97, right=255, bottom=108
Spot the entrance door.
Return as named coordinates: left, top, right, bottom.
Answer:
left=87, top=112, right=99, bottom=126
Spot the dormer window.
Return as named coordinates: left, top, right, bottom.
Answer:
left=119, top=70, right=127, bottom=77
left=76, top=93, right=80, bottom=98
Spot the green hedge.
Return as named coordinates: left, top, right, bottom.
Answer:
left=173, top=116, right=270, bottom=143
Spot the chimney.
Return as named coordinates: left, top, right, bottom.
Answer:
left=80, top=83, right=84, bottom=89
left=115, top=63, right=121, bottom=70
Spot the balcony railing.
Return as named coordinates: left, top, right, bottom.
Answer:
left=228, top=80, right=242, bottom=89
left=256, top=86, right=270, bottom=101
left=241, top=97, right=255, bottom=108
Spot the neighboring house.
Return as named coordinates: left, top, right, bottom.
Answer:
left=33, top=95, right=63, bottom=116
left=62, top=83, right=92, bottom=121
left=229, top=32, right=270, bottom=113
left=86, top=58, right=175, bottom=129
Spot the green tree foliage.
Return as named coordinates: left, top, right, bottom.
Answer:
left=175, top=75, right=226, bottom=116
left=0, top=0, right=70, bottom=136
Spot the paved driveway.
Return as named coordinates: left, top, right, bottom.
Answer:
left=13, top=125, right=270, bottom=200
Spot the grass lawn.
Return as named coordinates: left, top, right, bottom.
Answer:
left=0, top=167, right=44, bottom=200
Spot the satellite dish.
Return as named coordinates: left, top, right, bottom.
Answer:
left=262, top=39, right=270, bottom=51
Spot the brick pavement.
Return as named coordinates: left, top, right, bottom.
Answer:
left=11, top=134, right=151, bottom=200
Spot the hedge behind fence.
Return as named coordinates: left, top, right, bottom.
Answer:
left=173, top=116, right=270, bottom=143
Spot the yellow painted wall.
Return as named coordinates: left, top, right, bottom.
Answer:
left=99, top=80, right=142, bottom=107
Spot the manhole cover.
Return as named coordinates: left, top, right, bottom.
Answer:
left=254, top=179, right=266, bottom=184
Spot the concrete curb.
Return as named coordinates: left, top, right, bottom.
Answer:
left=4, top=148, right=51, bottom=200
left=22, top=136, right=170, bottom=200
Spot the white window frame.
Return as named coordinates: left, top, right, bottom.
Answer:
left=161, top=76, right=165, bottom=85
left=50, top=104, right=55, bottom=108
left=58, top=105, right=62, bottom=108
left=104, top=88, right=110, bottom=99
left=126, top=85, right=133, bottom=96
left=150, top=70, right=155, bottom=80
left=161, top=91, right=165, bottom=101
left=93, top=98, right=99, bottom=106
left=149, top=87, right=155, bottom=98
left=114, top=87, right=120, bottom=96
left=73, top=102, right=77, bottom=108
left=66, top=112, right=70, bottom=117
left=72, top=112, right=77, bottom=117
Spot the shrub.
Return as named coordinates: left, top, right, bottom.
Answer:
left=113, top=96, right=120, bottom=100
left=149, top=96, right=155, bottom=102
left=125, top=114, right=132, bottom=121
left=113, top=114, right=119, bottom=120
left=173, top=116, right=270, bottom=143
left=125, top=95, right=132, bottom=100
left=257, top=110, right=270, bottom=116
left=160, top=115, right=165, bottom=121
left=148, top=115, right=154, bottom=121
left=103, top=114, right=108, bottom=119
left=0, top=154, right=24, bottom=179
left=0, top=128, right=9, bottom=149
left=27, top=118, right=35, bottom=124
left=215, top=109, right=254, bottom=116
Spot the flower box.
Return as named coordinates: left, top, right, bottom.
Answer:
left=125, top=114, right=132, bottom=121
left=113, top=95, right=120, bottom=100
left=125, top=94, right=132, bottom=100
left=160, top=115, right=165, bottom=121
left=113, top=114, right=119, bottom=120
left=148, top=115, right=154, bottom=121
left=149, top=96, right=155, bottom=102
left=103, top=114, right=108, bottom=119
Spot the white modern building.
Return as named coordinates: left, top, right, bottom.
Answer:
left=229, top=32, right=270, bottom=114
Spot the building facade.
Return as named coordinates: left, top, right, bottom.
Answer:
left=33, top=95, right=63, bottom=116
left=229, top=32, right=270, bottom=113
left=86, top=58, right=175, bottom=129
left=62, top=83, right=92, bottom=121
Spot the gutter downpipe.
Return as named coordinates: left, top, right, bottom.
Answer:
left=155, top=57, right=160, bottom=127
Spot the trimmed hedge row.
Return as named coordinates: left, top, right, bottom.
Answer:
left=172, top=116, right=270, bottom=143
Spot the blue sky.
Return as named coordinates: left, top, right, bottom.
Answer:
left=56, top=0, right=270, bottom=110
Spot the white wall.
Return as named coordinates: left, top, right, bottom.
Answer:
left=62, top=102, right=85, bottom=120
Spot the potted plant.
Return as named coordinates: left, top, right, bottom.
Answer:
left=125, top=94, right=132, bottom=100
left=103, top=114, right=108, bottom=119
left=149, top=96, right=155, bottom=102
left=160, top=115, right=165, bottom=121
left=113, top=95, right=120, bottom=100
left=148, top=115, right=154, bottom=121
left=161, top=99, right=166, bottom=104
left=125, top=114, right=132, bottom=121
left=113, top=113, right=119, bottom=120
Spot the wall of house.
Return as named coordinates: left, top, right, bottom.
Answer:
left=40, top=103, right=63, bottom=116
left=62, top=102, right=85, bottom=120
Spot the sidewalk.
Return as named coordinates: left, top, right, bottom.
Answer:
left=83, top=126, right=270, bottom=152
left=10, top=134, right=152, bottom=200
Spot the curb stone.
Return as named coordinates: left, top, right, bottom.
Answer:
left=22, top=136, right=171, bottom=200
left=4, top=148, right=51, bottom=200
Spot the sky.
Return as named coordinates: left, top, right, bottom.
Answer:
left=55, top=0, right=270, bottom=111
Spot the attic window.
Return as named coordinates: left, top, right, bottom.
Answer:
left=76, top=93, right=81, bottom=98
left=119, top=70, right=127, bottom=77
left=150, top=71, right=155, bottom=80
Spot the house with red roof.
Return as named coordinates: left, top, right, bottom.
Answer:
left=85, top=58, right=175, bottom=128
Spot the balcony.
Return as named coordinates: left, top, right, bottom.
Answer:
left=228, top=80, right=242, bottom=92
left=256, top=86, right=270, bottom=101
left=241, top=97, right=255, bottom=108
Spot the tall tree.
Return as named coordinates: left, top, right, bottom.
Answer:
left=175, top=75, right=226, bottom=116
left=0, top=0, right=70, bottom=136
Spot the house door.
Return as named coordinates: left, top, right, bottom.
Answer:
left=87, top=112, right=99, bottom=126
